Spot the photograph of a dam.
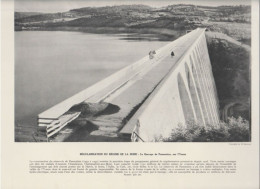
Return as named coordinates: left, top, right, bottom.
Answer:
left=15, top=0, right=251, bottom=142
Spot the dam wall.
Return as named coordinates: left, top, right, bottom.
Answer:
left=38, top=29, right=202, bottom=127
left=120, top=31, right=220, bottom=142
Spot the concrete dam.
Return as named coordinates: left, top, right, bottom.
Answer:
left=38, top=28, right=220, bottom=142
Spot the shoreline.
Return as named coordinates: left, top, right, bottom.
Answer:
left=15, top=26, right=185, bottom=41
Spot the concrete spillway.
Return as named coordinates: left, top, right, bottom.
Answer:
left=38, top=28, right=220, bottom=142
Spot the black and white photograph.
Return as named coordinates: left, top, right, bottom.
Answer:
left=14, top=0, right=251, bottom=142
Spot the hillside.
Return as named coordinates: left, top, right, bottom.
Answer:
left=206, top=32, right=250, bottom=121
left=15, top=4, right=251, bottom=44
left=15, top=12, right=45, bottom=19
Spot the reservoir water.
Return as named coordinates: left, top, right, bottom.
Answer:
left=15, top=31, right=169, bottom=126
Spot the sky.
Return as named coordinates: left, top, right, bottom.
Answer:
left=15, top=0, right=251, bottom=13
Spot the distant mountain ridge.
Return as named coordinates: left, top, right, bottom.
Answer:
left=15, top=4, right=251, bottom=23
left=15, top=4, right=251, bottom=43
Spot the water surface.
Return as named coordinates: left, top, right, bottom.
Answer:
left=15, top=31, right=169, bottom=126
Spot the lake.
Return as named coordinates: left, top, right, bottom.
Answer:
left=15, top=31, right=169, bottom=126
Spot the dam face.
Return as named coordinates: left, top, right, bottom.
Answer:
left=38, top=28, right=220, bottom=142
